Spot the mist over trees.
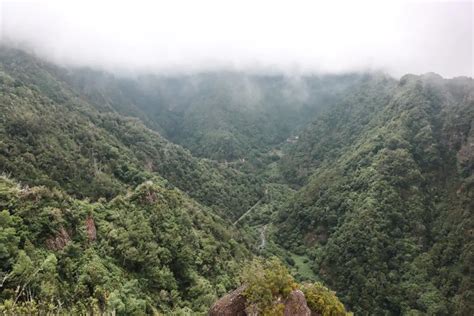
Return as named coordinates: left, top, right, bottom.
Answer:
left=0, top=1, right=472, bottom=314
left=0, top=46, right=472, bottom=314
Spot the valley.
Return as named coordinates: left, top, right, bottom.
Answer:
left=0, top=47, right=472, bottom=315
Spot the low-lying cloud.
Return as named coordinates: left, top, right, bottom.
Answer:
left=1, top=0, right=472, bottom=77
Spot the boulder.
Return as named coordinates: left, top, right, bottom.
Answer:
left=284, top=290, right=311, bottom=316
left=209, top=287, right=316, bottom=316
left=209, top=285, right=247, bottom=316
left=45, top=227, right=71, bottom=250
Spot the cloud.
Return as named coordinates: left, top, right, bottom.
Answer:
left=1, top=0, right=472, bottom=77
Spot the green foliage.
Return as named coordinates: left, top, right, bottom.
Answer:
left=237, top=257, right=349, bottom=316
left=240, top=257, right=297, bottom=313
left=0, top=47, right=262, bottom=220
left=276, top=73, right=474, bottom=314
left=0, top=47, right=472, bottom=315
left=0, top=210, right=21, bottom=270
left=302, top=282, right=350, bottom=316
left=64, top=70, right=366, bottom=164
left=0, top=176, right=250, bottom=314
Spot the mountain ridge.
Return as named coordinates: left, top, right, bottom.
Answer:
left=0, top=46, right=472, bottom=315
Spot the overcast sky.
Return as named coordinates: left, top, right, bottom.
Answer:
left=0, top=0, right=472, bottom=77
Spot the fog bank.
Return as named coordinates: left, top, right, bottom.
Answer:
left=1, top=0, right=472, bottom=77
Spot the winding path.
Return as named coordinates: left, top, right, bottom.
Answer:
left=232, top=198, right=264, bottom=226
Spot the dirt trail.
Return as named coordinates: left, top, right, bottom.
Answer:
left=232, top=198, right=263, bottom=225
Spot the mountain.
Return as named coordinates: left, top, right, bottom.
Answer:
left=0, top=47, right=472, bottom=315
left=0, top=48, right=262, bottom=220
left=276, top=73, right=473, bottom=314
left=0, top=176, right=254, bottom=314
left=0, top=47, right=273, bottom=314
left=55, top=67, right=368, bottom=167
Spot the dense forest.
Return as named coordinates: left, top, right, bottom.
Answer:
left=0, top=47, right=472, bottom=315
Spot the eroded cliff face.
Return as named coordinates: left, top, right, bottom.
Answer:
left=282, top=290, right=312, bottom=316
left=209, top=286, right=247, bottom=316
left=209, top=286, right=317, bottom=316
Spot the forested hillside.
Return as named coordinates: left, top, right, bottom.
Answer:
left=0, top=47, right=270, bottom=314
left=0, top=48, right=262, bottom=220
left=56, top=67, right=367, bottom=165
left=277, top=73, right=474, bottom=314
left=0, top=47, right=472, bottom=315
left=0, top=175, right=255, bottom=314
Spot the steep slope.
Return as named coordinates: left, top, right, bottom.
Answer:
left=0, top=176, right=253, bottom=314
left=279, top=73, right=398, bottom=185
left=0, top=47, right=267, bottom=314
left=1, top=47, right=472, bottom=315
left=276, top=74, right=474, bottom=314
left=0, top=47, right=261, bottom=220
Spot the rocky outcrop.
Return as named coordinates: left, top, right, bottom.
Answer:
left=45, top=227, right=71, bottom=250
left=85, top=215, right=97, bottom=241
left=209, top=287, right=314, bottom=316
left=209, top=285, right=247, bottom=316
left=284, top=290, right=311, bottom=316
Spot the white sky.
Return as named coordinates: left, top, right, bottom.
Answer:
left=0, top=0, right=473, bottom=77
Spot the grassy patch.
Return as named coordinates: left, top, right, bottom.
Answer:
left=291, top=253, right=317, bottom=281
